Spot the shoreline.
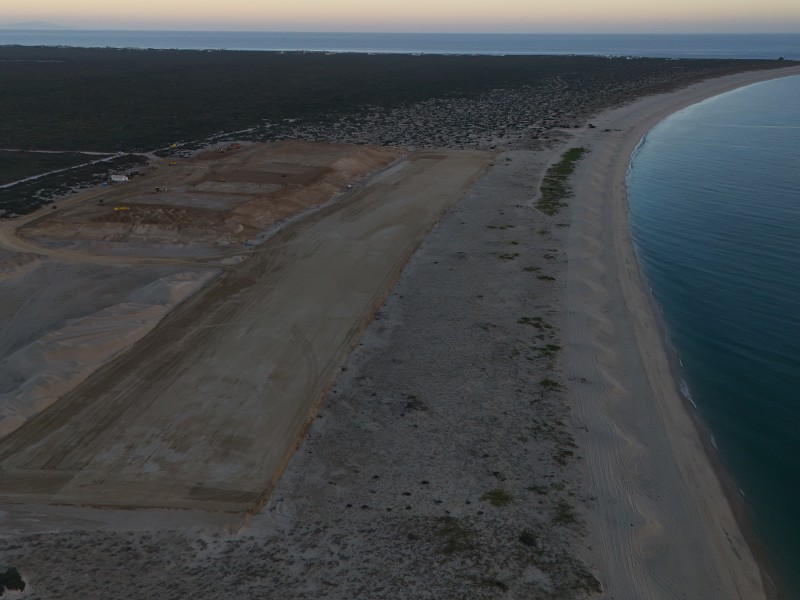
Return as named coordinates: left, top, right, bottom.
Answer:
left=632, top=200, right=788, bottom=599
left=565, top=65, right=800, bottom=599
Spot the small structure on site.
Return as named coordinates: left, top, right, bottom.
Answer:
left=109, top=174, right=129, bottom=184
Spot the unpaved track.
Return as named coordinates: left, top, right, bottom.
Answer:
left=0, top=149, right=494, bottom=512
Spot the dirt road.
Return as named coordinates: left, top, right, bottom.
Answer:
left=0, top=149, right=494, bottom=512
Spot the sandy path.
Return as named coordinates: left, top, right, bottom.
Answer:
left=563, top=66, right=800, bottom=599
left=0, top=149, right=493, bottom=512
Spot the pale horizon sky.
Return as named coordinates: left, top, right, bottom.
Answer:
left=2, top=0, right=800, bottom=33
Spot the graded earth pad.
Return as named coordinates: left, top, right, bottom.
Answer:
left=0, top=148, right=494, bottom=512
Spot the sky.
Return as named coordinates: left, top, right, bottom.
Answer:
left=2, top=0, right=800, bottom=33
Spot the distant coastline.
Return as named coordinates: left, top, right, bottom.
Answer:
left=0, top=21, right=69, bottom=30
left=1, top=30, right=799, bottom=59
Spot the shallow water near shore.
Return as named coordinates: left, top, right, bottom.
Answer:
left=628, top=75, right=800, bottom=596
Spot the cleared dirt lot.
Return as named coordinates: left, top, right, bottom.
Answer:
left=0, top=142, right=407, bottom=438
left=0, top=148, right=494, bottom=512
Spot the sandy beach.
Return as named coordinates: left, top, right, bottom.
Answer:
left=563, top=65, right=800, bottom=599
left=1, top=63, right=799, bottom=598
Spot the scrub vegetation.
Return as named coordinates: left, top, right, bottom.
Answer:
left=536, top=147, right=587, bottom=215
left=0, top=46, right=786, bottom=153
left=0, top=46, right=788, bottom=217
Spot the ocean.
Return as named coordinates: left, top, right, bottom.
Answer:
left=0, top=30, right=798, bottom=59
left=628, top=75, right=800, bottom=596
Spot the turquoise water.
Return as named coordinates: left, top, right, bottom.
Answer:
left=628, top=75, right=800, bottom=596
left=0, top=30, right=798, bottom=59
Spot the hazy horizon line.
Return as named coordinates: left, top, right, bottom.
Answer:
left=2, top=23, right=800, bottom=36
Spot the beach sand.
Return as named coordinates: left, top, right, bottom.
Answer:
left=563, top=65, right=800, bottom=599
left=1, top=65, right=799, bottom=598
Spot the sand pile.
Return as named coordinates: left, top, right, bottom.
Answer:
left=0, top=270, right=218, bottom=438
left=0, top=253, right=39, bottom=283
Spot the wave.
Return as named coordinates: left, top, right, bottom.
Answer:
left=679, top=378, right=697, bottom=409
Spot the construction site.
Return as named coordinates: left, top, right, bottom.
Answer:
left=16, top=141, right=406, bottom=258
left=0, top=141, right=495, bottom=513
